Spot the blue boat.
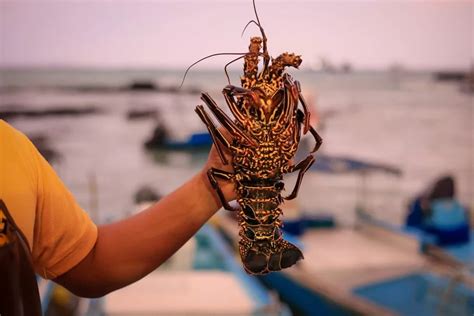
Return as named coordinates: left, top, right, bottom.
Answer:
left=217, top=210, right=473, bottom=316
left=439, top=236, right=474, bottom=266
left=163, top=131, right=212, bottom=150
left=355, top=210, right=473, bottom=315
left=145, top=128, right=213, bottom=151
left=354, top=272, right=474, bottom=316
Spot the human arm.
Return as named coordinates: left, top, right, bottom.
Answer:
left=55, top=144, right=235, bottom=298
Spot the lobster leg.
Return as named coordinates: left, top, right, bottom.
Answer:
left=201, top=92, right=256, bottom=146
left=222, top=87, right=247, bottom=124
left=207, top=168, right=237, bottom=212
left=294, top=80, right=311, bottom=134
left=282, top=110, right=321, bottom=200
left=308, top=124, right=323, bottom=153
left=284, top=155, right=315, bottom=200
left=195, top=105, right=231, bottom=165
left=297, top=109, right=322, bottom=153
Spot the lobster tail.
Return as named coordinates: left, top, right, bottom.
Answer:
left=240, top=238, right=303, bottom=275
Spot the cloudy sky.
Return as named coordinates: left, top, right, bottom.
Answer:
left=0, top=0, right=472, bottom=70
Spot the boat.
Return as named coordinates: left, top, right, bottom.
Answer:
left=354, top=210, right=473, bottom=315
left=80, top=224, right=291, bottom=316
left=145, top=122, right=212, bottom=151
left=39, top=194, right=288, bottom=315
left=214, top=152, right=472, bottom=315
left=217, top=209, right=474, bottom=316
left=161, top=131, right=212, bottom=150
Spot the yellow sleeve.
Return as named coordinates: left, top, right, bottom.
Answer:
left=30, top=139, right=98, bottom=279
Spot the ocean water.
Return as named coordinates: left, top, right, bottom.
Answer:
left=0, top=69, right=472, bottom=226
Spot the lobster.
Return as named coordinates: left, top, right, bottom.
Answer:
left=189, top=0, right=322, bottom=274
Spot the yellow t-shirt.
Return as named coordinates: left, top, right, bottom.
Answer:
left=0, top=120, right=97, bottom=279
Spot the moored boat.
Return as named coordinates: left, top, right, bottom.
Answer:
left=145, top=126, right=212, bottom=150
left=216, top=208, right=474, bottom=316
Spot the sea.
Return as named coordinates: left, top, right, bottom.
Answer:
left=0, top=68, right=472, bottom=226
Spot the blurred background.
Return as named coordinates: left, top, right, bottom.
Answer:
left=1, top=0, right=473, bottom=315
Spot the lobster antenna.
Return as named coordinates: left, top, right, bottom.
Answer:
left=180, top=52, right=249, bottom=88
left=252, top=0, right=270, bottom=73
left=225, top=52, right=264, bottom=84
left=224, top=55, right=247, bottom=84
left=241, top=20, right=260, bottom=38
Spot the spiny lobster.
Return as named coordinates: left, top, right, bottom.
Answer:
left=190, top=0, right=322, bottom=274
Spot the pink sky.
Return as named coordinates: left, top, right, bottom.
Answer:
left=0, top=0, right=472, bottom=70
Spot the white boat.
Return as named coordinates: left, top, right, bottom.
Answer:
left=83, top=224, right=291, bottom=316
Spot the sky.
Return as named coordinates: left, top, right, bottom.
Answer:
left=0, top=0, right=472, bottom=70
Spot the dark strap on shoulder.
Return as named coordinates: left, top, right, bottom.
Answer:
left=0, top=199, right=42, bottom=316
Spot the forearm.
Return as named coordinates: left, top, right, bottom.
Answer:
left=56, top=171, right=222, bottom=297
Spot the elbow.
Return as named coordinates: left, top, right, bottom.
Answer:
left=55, top=271, right=116, bottom=299
left=66, top=284, right=114, bottom=299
